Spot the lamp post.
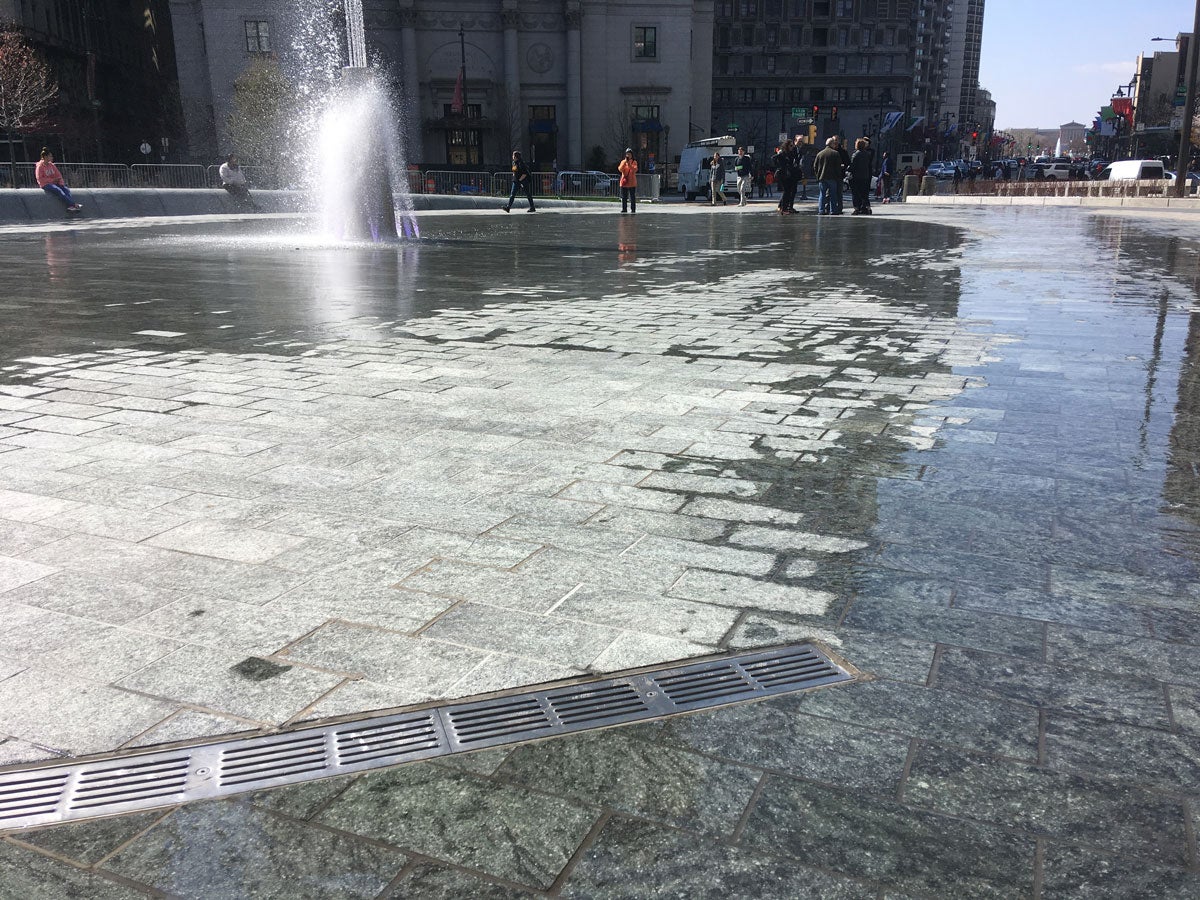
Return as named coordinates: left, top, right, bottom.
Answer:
left=1169, top=4, right=1200, bottom=196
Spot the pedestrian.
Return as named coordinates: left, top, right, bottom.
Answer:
left=36, top=148, right=82, bottom=213
left=764, top=168, right=775, bottom=196
left=879, top=151, right=893, bottom=202
left=772, top=139, right=798, bottom=214
left=734, top=146, right=752, bottom=207
left=799, top=145, right=813, bottom=200
left=814, top=136, right=844, bottom=215
left=849, top=137, right=873, bottom=215
left=218, top=154, right=259, bottom=211
left=952, top=164, right=962, bottom=192
left=709, top=151, right=727, bottom=205
left=503, top=150, right=536, bottom=212
left=835, top=138, right=851, bottom=214
left=618, top=148, right=638, bottom=213
left=755, top=166, right=766, bottom=198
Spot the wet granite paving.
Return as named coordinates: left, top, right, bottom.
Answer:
left=1, top=205, right=1200, bottom=895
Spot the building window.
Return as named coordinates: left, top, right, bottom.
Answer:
left=836, top=0, right=853, bottom=15
left=766, top=55, right=776, bottom=73
left=765, top=87, right=779, bottom=102
left=714, top=88, right=732, bottom=103
left=529, top=105, right=555, bottom=120
left=812, top=27, right=828, bottom=46
left=813, top=1, right=831, bottom=15
left=718, top=26, right=731, bottom=48
left=717, top=55, right=730, bottom=75
left=791, top=24, right=803, bottom=44
left=717, top=0, right=733, bottom=14
left=884, top=27, right=896, bottom=46
left=832, top=87, right=849, bottom=101
left=244, top=20, right=270, bottom=53
left=789, top=87, right=804, bottom=102
left=443, top=103, right=482, bottom=119
left=633, top=26, right=657, bottom=58
left=836, top=27, right=849, bottom=47
left=836, top=55, right=847, bottom=73
left=812, top=55, right=827, bottom=74
left=861, top=27, right=873, bottom=47
left=810, top=87, right=825, bottom=101
left=743, top=24, right=754, bottom=43
left=445, top=127, right=481, bottom=166
left=765, top=0, right=782, bottom=17
left=855, top=87, right=871, bottom=101
left=738, top=88, right=756, bottom=102
left=739, top=0, right=758, bottom=15
left=743, top=55, right=753, bottom=74
left=633, top=105, right=660, bottom=121
left=766, top=25, right=779, bottom=48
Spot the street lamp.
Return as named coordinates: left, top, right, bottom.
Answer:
left=1176, top=3, right=1200, bottom=195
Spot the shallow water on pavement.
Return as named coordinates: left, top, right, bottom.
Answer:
left=1, top=206, right=1200, bottom=897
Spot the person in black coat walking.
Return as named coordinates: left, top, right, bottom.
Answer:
left=848, top=138, right=874, bottom=214
left=772, top=139, right=799, bottom=214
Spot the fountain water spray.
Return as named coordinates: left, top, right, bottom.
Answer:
left=294, top=0, right=417, bottom=242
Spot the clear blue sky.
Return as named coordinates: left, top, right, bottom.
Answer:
left=981, top=0, right=1197, bottom=129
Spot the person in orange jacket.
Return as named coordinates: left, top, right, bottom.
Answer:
left=35, top=149, right=82, bottom=213
left=618, top=148, right=638, bottom=213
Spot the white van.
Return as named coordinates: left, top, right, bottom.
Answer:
left=1095, top=160, right=1165, bottom=181
left=678, top=136, right=739, bottom=200
left=895, top=151, right=925, bottom=175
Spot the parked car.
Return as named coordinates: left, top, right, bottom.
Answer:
left=556, top=170, right=615, bottom=194
left=926, top=161, right=957, bottom=179
left=1095, top=160, right=1166, bottom=181
left=1164, top=171, right=1200, bottom=191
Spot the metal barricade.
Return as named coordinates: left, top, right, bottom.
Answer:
left=423, top=170, right=492, bottom=195
left=407, top=170, right=425, bottom=194
left=131, top=164, right=208, bottom=189
left=205, top=165, right=278, bottom=189
left=3, top=162, right=131, bottom=189
left=554, top=171, right=617, bottom=197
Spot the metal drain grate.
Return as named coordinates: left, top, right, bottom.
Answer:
left=0, top=642, right=854, bottom=830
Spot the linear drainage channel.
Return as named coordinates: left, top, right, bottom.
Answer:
left=0, top=642, right=855, bottom=831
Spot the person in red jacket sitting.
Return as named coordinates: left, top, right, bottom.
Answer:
left=35, top=149, right=81, bottom=212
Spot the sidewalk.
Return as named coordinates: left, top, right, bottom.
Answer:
left=0, top=204, right=1197, bottom=895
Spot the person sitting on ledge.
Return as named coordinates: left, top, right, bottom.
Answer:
left=35, top=149, right=81, bottom=213
left=218, top=154, right=260, bottom=211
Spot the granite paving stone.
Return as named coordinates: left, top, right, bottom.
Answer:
left=904, top=742, right=1190, bottom=864
left=1045, top=625, right=1200, bottom=687
left=0, top=841, right=147, bottom=899
left=844, top=596, right=1046, bottom=658
left=317, top=765, right=597, bottom=889
left=115, top=644, right=343, bottom=724
left=562, top=815, right=878, bottom=899
left=419, top=602, right=622, bottom=669
left=0, top=669, right=175, bottom=755
left=740, top=778, right=1036, bottom=898
left=399, top=559, right=581, bottom=614
left=1039, top=843, right=1200, bottom=899
left=668, top=569, right=837, bottom=616
left=100, top=802, right=406, bottom=899
left=280, top=621, right=490, bottom=697
left=935, top=646, right=1172, bottom=729
left=496, top=730, right=760, bottom=835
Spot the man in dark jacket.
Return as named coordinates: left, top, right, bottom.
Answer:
left=734, top=146, right=752, bottom=207
left=503, top=150, right=535, bottom=212
left=814, top=137, right=845, bottom=215
left=772, top=140, right=799, bottom=214
left=835, top=139, right=852, bottom=214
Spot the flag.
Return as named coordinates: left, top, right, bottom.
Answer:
left=451, top=67, right=464, bottom=114
left=906, top=116, right=925, bottom=132
left=880, top=111, right=903, bottom=133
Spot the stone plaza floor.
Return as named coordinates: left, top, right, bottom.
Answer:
left=0, top=202, right=1198, bottom=896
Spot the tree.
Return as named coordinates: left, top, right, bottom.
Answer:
left=0, top=28, right=58, bottom=187
left=225, top=57, right=297, bottom=177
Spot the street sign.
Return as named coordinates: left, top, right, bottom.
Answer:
left=778, top=132, right=788, bottom=143
left=791, top=106, right=810, bottom=120
left=727, top=123, right=739, bottom=132
left=139, top=141, right=151, bottom=157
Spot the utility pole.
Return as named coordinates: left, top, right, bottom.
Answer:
left=1174, top=1, right=1200, bottom=197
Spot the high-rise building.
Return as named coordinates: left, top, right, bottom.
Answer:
left=709, top=0, right=958, bottom=159
left=0, top=0, right=181, bottom=162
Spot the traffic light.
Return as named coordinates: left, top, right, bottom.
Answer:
left=808, top=124, right=817, bottom=144
left=832, top=105, right=839, bottom=119
left=971, top=131, right=978, bottom=144
left=813, top=104, right=820, bottom=119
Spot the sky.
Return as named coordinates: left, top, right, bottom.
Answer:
left=980, top=0, right=1197, bottom=129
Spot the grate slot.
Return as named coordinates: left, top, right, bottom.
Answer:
left=0, top=642, right=854, bottom=831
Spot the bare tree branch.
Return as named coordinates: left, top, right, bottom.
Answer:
left=0, top=28, right=58, bottom=134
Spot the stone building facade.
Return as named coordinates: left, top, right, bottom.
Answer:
left=167, top=0, right=713, bottom=172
